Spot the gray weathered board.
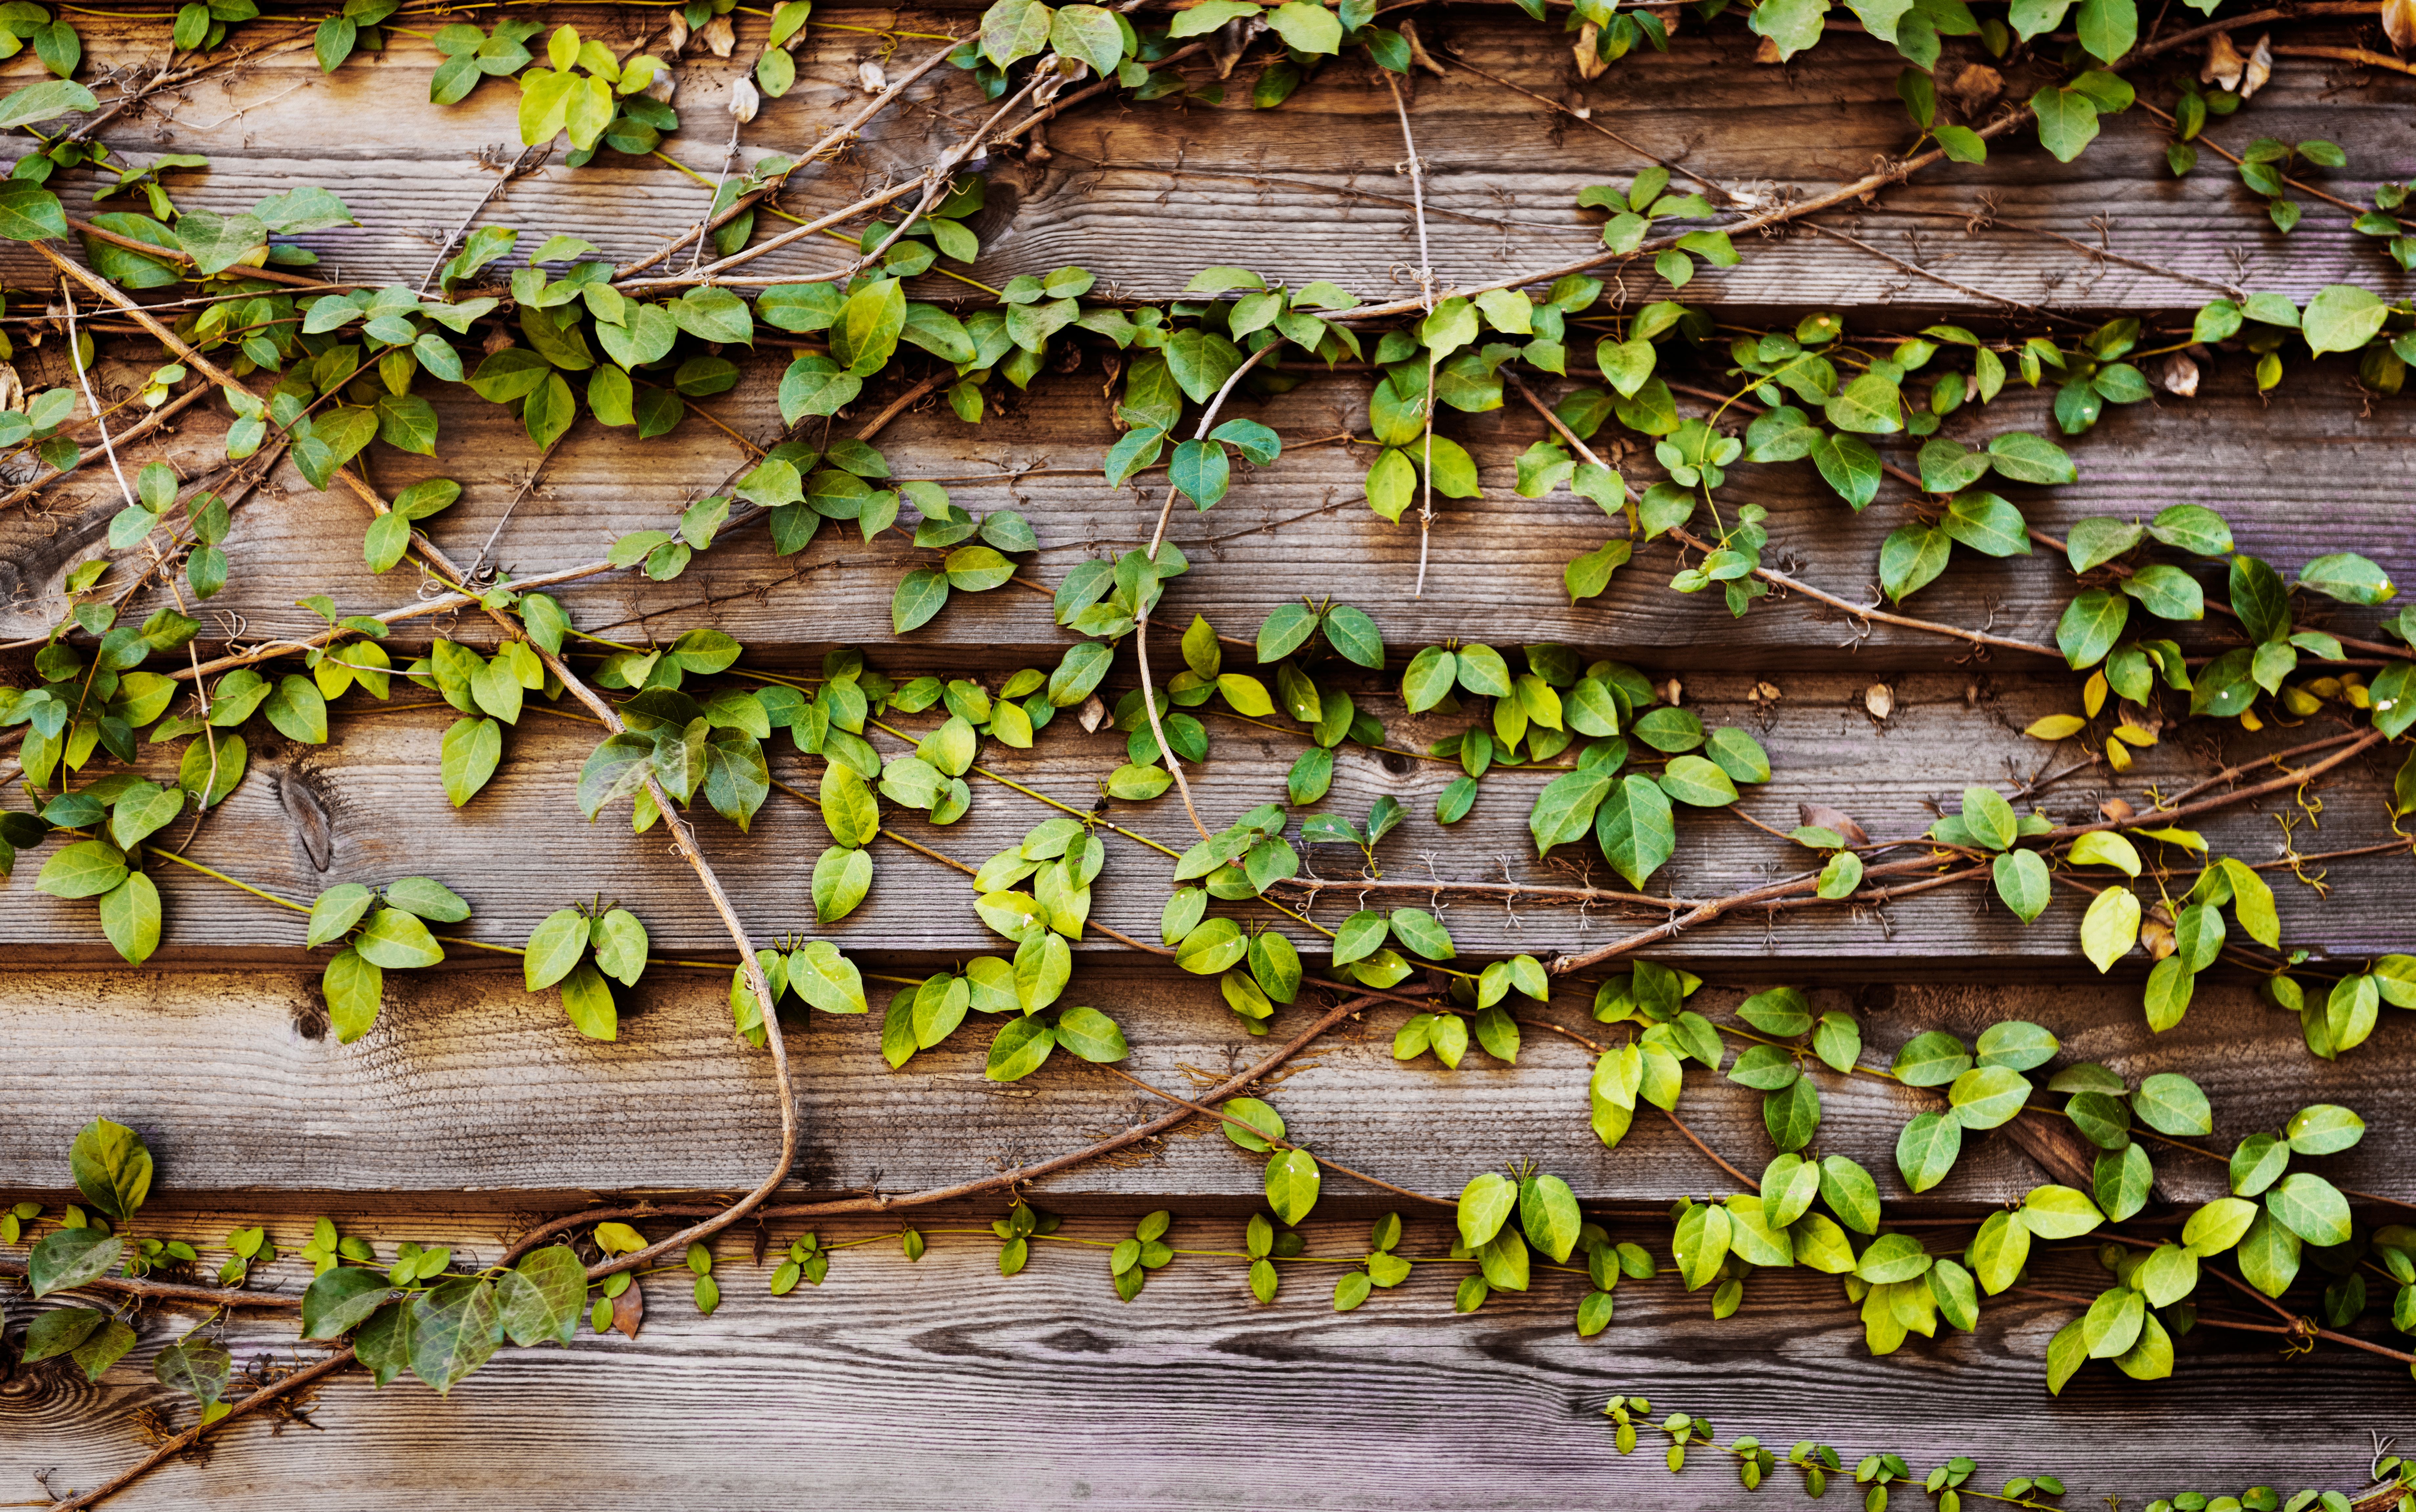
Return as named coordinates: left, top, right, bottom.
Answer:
left=6, top=2, right=2416, bottom=1507
left=2, top=669, right=2406, bottom=967
left=8, top=1208, right=2409, bottom=1511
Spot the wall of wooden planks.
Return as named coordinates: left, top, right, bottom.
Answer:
left=4, top=4, right=2414, bottom=1507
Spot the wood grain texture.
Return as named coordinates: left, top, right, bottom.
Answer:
left=6, top=9, right=2408, bottom=310
left=5, top=358, right=2410, bottom=673
left=3, top=1208, right=2408, bottom=1509
left=2, top=669, right=2406, bottom=968
left=0, top=965, right=2405, bottom=1203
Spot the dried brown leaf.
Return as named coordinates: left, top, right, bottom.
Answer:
left=1799, top=803, right=1870, bottom=848
left=2241, top=33, right=2272, bottom=98
left=1574, top=22, right=1608, bottom=79
left=2387, top=0, right=2416, bottom=52
left=2202, top=31, right=2245, bottom=90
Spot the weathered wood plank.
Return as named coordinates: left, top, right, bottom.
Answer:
left=6, top=358, right=2410, bottom=672
left=7, top=10, right=2407, bottom=311
left=3, top=1207, right=2407, bottom=1508
left=2, top=670, right=2405, bottom=968
left=1, top=963, right=2406, bottom=1203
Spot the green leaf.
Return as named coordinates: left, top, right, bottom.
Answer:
left=29, top=1225, right=123, bottom=1296
left=2237, top=1209, right=2303, bottom=1297
left=1895, top=1110, right=1963, bottom=1193
left=1855, top=1232, right=1933, bottom=1285
left=1656, top=754, right=1738, bottom=807
left=354, top=906, right=445, bottom=970
left=2285, top=1103, right=2365, bottom=1156
left=0, top=78, right=96, bottom=131
left=1672, top=1203, right=1732, bottom=1291
left=308, top=882, right=376, bottom=948
left=439, top=716, right=502, bottom=808
left=0, top=180, right=65, bottom=242
left=1053, top=1005, right=1128, bottom=1063
left=95, top=872, right=161, bottom=965
left=1593, top=774, right=1675, bottom=888
left=1879, top=523, right=1951, bottom=602
left=2182, top=1196, right=2259, bottom=1257
left=2302, top=284, right=2388, bottom=355
left=788, top=939, right=868, bottom=1015
left=303, top=1265, right=396, bottom=1339
left=2018, top=1184, right=2106, bottom=1241
left=1948, top=1066, right=2032, bottom=1131
left=2056, top=588, right=2129, bottom=669
left=1265, top=1148, right=1321, bottom=1224
left=2265, top=1171, right=2352, bottom=1246
left=37, top=841, right=128, bottom=900
left=590, top=907, right=648, bottom=987
left=1890, top=1030, right=1971, bottom=1087
left=1825, top=373, right=1904, bottom=434
left=1941, top=490, right=2030, bottom=558
left=1457, top=1172, right=1517, bottom=1249
left=496, top=1246, right=587, bottom=1347
left=2133, top=1072, right=2212, bottom=1136
left=410, top=1277, right=501, bottom=1394
left=1820, top=1155, right=1883, bottom=1235
left=1992, top=849, right=2050, bottom=922
left=2298, top=551, right=2395, bottom=606
left=2031, top=85, right=2100, bottom=162
left=984, top=1015, right=1055, bottom=1080
left=69, top=1118, right=153, bottom=1225
left=323, top=948, right=382, bottom=1043
left=1970, top=1210, right=2031, bottom=1294
left=2079, top=885, right=2139, bottom=972
left=1520, top=1174, right=1585, bottom=1264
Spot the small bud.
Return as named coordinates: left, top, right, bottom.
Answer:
left=1077, top=694, right=1109, bottom=733
left=1863, top=682, right=1895, bottom=720
left=857, top=59, right=888, bottom=94
left=645, top=69, right=677, bottom=104
left=729, top=75, right=761, bottom=124
left=2159, top=352, right=2199, bottom=397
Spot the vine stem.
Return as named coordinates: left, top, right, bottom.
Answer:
left=1383, top=69, right=1441, bottom=599
left=613, top=32, right=973, bottom=283
left=164, top=368, right=950, bottom=687
left=496, top=989, right=1389, bottom=1255
left=0, top=375, right=215, bottom=515
left=0, top=1260, right=298, bottom=1309
left=41, top=240, right=804, bottom=1506
left=43, top=1346, right=359, bottom=1512
left=1502, top=372, right=2065, bottom=660
left=1659, top=1105, right=1757, bottom=1187
left=618, top=69, right=1044, bottom=295
left=1328, top=2, right=2384, bottom=327
left=1091, top=1061, right=1457, bottom=1208
left=1130, top=335, right=1290, bottom=846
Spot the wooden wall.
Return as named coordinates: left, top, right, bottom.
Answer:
left=4, top=3, right=2414, bottom=1506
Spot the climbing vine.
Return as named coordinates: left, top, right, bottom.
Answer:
left=4, top=0, right=2416, bottom=1506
